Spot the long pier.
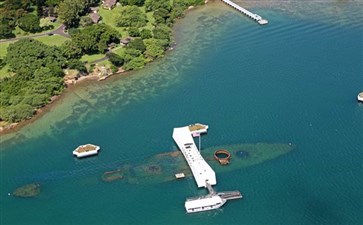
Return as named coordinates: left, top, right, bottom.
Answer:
left=221, top=0, right=268, bottom=25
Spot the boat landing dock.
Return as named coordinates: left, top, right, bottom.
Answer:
left=206, top=181, right=242, bottom=200
left=221, top=0, right=268, bottom=25
left=218, top=191, right=243, bottom=200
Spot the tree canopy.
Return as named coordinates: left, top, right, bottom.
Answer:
left=57, top=0, right=91, bottom=28
left=115, top=6, right=147, bottom=28
left=0, top=39, right=66, bottom=122
left=143, top=38, right=167, bottom=61
left=71, top=24, right=120, bottom=54
left=18, top=14, right=41, bottom=33
left=5, top=38, right=66, bottom=78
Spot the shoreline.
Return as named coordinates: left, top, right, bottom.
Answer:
left=2, top=0, right=355, bottom=136
left=0, top=2, right=216, bottom=136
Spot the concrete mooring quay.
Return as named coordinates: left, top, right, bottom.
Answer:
left=221, top=0, right=268, bottom=25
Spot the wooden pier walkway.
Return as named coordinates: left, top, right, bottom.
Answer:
left=221, top=0, right=268, bottom=25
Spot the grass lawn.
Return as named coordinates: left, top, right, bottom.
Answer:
left=97, top=60, right=112, bottom=66
left=0, top=41, right=16, bottom=58
left=99, top=5, right=155, bottom=38
left=0, top=64, right=12, bottom=79
left=99, top=6, right=128, bottom=37
left=13, top=20, right=62, bottom=38
left=0, top=35, right=68, bottom=58
left=40, top=18, right=61, bottom=29
left=34, top=35, right=69, bottom=46
left=112, top=46, right=125, bottom=56
left=81, top=54, right=106, bottom=63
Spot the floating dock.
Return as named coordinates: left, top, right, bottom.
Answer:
left=221, top=0, right=268, bottom=25
left=73, top=144, right=100, bottom=158
left=358, top=92, right=363, bottom=102
left=172, top=123, right=242, bottom=213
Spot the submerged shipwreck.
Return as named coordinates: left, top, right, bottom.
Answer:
left=102, top=123, right=294, bottom=213
left=102, top=142, right=293, bottom=185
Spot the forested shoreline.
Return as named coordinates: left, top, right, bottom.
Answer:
left=0, top=0, right=205, bottom=126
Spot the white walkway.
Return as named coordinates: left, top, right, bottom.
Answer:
left=172, top=124, right=216, bottom=188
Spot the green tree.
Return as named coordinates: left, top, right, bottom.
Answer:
left=45, top=0, right=61, bottom=6
left=123, top=55, right=145, bottom=70
left=67, top=59, right=87, bottom=73
left=145, top=0, right=170, bottom=12
left=72, top=24, right=120, bottom=54
left=143, top=38, right=166, bottom=61
left=115, top=6, right=147, bottom=28
left=61, top=40, right=83, bottom=59
left=0, top=58, right=5, bottom=69
left=5, top=38, right=66, bottom=77
left=80, top=16, right=94, bottom=27
left=0, top=104, right=34, bottom=122
left=0, top=39, right=66, bottom=123
left=0, top=21, right=15, bottom=39
left=128, top=27, right=140, bottom=37
left=119, top=0, right=145, bottom=6
left=123, top=47, right=141, bottom=63
left=106, top=52, right=124, bottom=67
left=4, top=0, right=31, bottom=10
left=57, top=0, right=87, bottom=28
left=153, top=8, right=169, bottom=24
left=152, top=24, right=171, bottom=41
left=127, top=38, right=146, bottom=52
left=140, top=28, right=152, bottom=39
left=18, top=14, right=41, bottom=33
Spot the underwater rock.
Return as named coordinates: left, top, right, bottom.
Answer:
left=12, top=183, right=40, bottom=198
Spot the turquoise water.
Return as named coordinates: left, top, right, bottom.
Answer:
left=1, top=2, right=363, bottom=225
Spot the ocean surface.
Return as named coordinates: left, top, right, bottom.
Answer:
left=1, top=1, right=363, bottom=224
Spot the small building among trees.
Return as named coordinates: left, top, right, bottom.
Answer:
left=89, top=13, right=101, bottom=24
left=120, top=37, right=132, bottom=46
left=102, top=0, right=117, bottom=10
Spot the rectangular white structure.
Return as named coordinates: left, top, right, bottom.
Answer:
left=172, top=125, right=216, bottom=188
left=185, top=195, right=226, bottom=213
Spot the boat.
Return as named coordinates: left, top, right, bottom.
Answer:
left=358, top=92, right=363, bottom=102
left=185, top=194, right=226, bottom=213
left=73, top=144, right=100, bottom=158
